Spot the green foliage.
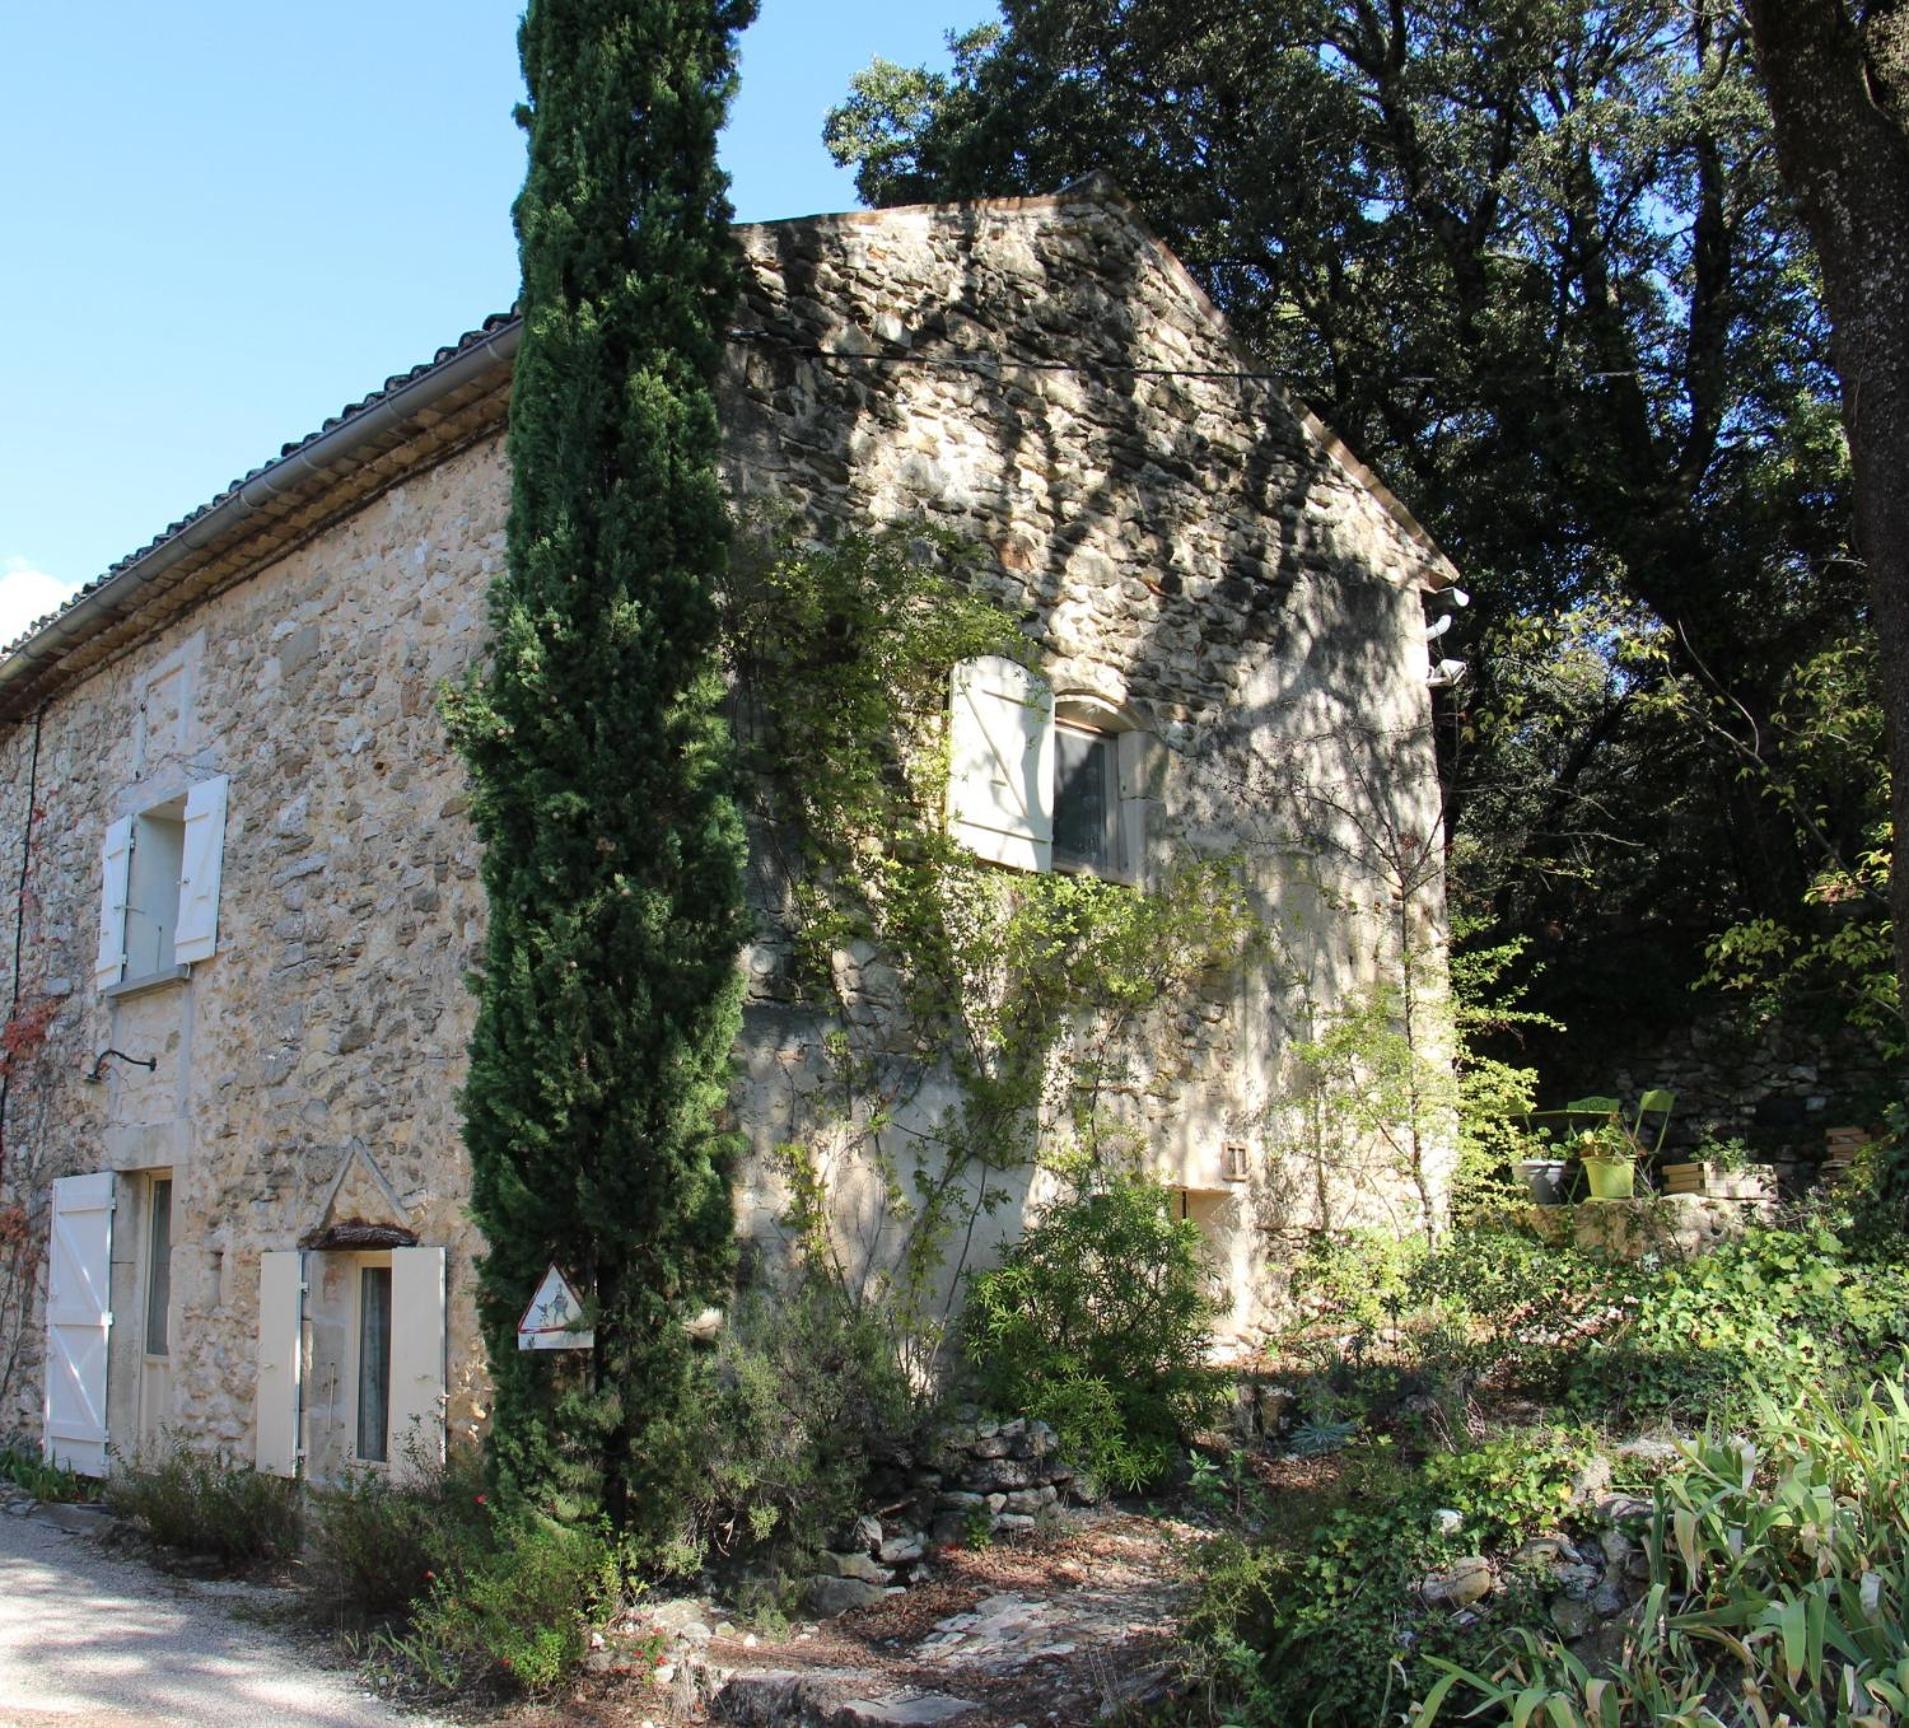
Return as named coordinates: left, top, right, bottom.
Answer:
left=1449, top=930, right=1557, bottom=1219
left=662, top=1281, right=917, bottom=1578
left=107, top=1441, right=303, bottom=1568
left=1191, top=1428, right=1583, bottom=1727
left=1201, top=1217, right=1909, bottom=1724
left=1415, top=1376, right=1909, bottom=1728
left=1421, top=1433, right=1585, bottom=1553
left=725, top=533, right=1257, bottom=1374
left=1291, top=980, right=1455, bottom=1245
left=1692, top=1133, right=1757, bottom=1175
left=1846, top=1107, right=1909, bottom=1253
left=964, top=1176, right=1225, bottom=1490
left=0, top=1439, right=93, bottom=1503
left=1278, top=902, right=1549, bottom=1246
left=1702, top=635, right=1901, bottom=1060
left=377, top=1508, right=620, bottom=1697
left=1296, top=1213, right=1909, bottom=1434
left=447, top=0, right=757, bottom=1531
left=1571, top=1223, right=1909, bottom=1425
left=304, top=1445, right=493, bottom=1627
left=1291, top=1226, right=1428, bottom=1339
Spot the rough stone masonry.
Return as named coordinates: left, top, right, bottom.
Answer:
left=0, top=178, right=1452, bottom=1475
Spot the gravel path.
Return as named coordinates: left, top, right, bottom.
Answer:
left=0, top=1508, right=446, bottom=1728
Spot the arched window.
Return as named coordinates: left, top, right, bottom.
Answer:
left=945, top=658, right=1155, bottom=882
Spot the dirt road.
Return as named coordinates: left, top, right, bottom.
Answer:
left=0, top=1507, right=442, bottom=1728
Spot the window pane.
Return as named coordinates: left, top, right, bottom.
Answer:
left=144, top=1179, right=172, bottom=1357
left=1054, top=728, right=1113, bottom=869
left=126, top=811, right=186, bottom=976
left=357, top=1267, right=393, bottom=1464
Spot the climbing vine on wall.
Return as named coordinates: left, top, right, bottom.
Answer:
left=0, top=997, right=61, bottom=1417
left=724, top=530, right=1259, bottom=1373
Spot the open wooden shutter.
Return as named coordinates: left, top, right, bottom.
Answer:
left=44, top=1173, right=114, bottom=1476
left=173, top=775, right=228, bottom=965
left=946, top=656, right=1053, bottom=871
left=255, top=1250, right=304, bottom=1477
left=92, top=818, right=133, bottom=988
left=389, top=1247, right=447, bottom=1481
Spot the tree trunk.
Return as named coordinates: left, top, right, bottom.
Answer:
left=1743, top=0, right=1909, bottom=1052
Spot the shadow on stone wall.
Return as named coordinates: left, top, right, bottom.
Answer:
left=717, top=189, right=1448, bottom=1327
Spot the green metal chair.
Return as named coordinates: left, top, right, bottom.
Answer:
left=1561, top=1095, right=1622, bottom=1135
left=1629, top=1088, right=1676, bottom=1156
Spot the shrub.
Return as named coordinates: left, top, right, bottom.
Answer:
left=1568, top=1221, right=1909, bottom=1422
left=1193, top=1215, right=1909, bottom=1726
left=108, top=1440, right=302, bottom=1567
left=1190, top=1428, right=1585, bottom=1727
left=0, top=1438, right=94, bottom=1503
left=379, top=1508, right=618, bottom=1695
left=304, top=1443, right=491, bottom=1626
left=663, top=1280, right=917, bottom=1578
left=1416, top=1374, right=1909, bottom=1727
left=965, top=1176, right=1224, bottom=1490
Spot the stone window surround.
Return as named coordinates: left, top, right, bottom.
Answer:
left=1050, top=691, right=1149, bottom=888
left=94, top=774, right=228, bottom=994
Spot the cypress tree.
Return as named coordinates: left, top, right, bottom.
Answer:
left=452, top=0, right=756, bottom=1534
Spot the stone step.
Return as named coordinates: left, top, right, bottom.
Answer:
left=714, top=1668, right=981, bottom=1726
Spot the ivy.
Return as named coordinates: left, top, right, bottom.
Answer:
left=724, top=530, right=1259, bottom=1370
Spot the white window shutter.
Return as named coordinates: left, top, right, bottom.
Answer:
left=946, top=656, right=1054, bottom=871
left=173, top=775, right=228, bottom=965
left=44, top=1173, right=115, bottom=1477
left=255, top=1250, right=304, bottom=1477
left=389, top=1247, right=447, bottom=1481
left=93, top=818, right=133, bottom=988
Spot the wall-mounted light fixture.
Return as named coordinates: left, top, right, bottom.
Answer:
left=84, top=1048, right=158, bottom=1085
left=1424, top=588, right=1472, bottom=687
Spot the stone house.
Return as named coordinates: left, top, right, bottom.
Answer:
left=0, top=179, right=1455, bottom=1483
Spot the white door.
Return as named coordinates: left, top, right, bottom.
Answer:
left=45, top=1173, right=115, bottom=1476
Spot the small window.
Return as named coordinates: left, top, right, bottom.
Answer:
left=946, top=659, right=1154, bottom=882
left=144, top=1177, right=173, bottom=1358
left=126, top=805, right=186, bottom=979
left=1053, top=723, right=1121, bottom=875
left=95, top=775, right=228, bottom=989
left=356, top=1266, right=393, bottom=1464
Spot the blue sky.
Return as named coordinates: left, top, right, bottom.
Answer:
left=0, top=2, right=996, bottom=640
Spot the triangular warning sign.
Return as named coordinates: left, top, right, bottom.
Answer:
left=516, top=1263, right=594, bottom=1351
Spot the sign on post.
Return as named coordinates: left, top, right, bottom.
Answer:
left=516, top=1264, right=594, bottom=1351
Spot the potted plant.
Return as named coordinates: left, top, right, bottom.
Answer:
left=1575, top=1122, right=1639, bottom=1201
left=1662, top=1136, right=1774, bottom=1201
left=1511, top=1122, right=1573, bottom=1199
left=1518, top=1152, right=1570, bottom=1206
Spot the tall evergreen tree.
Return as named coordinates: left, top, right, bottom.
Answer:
left=451, top=0, right=756, bottom=1534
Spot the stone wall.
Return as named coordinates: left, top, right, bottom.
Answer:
left=0, top=183, right=1450, bottom=1464
left=0, top=441, right=504, bottom=1451
left=1607, top=1012, right=1892, bottom=1169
